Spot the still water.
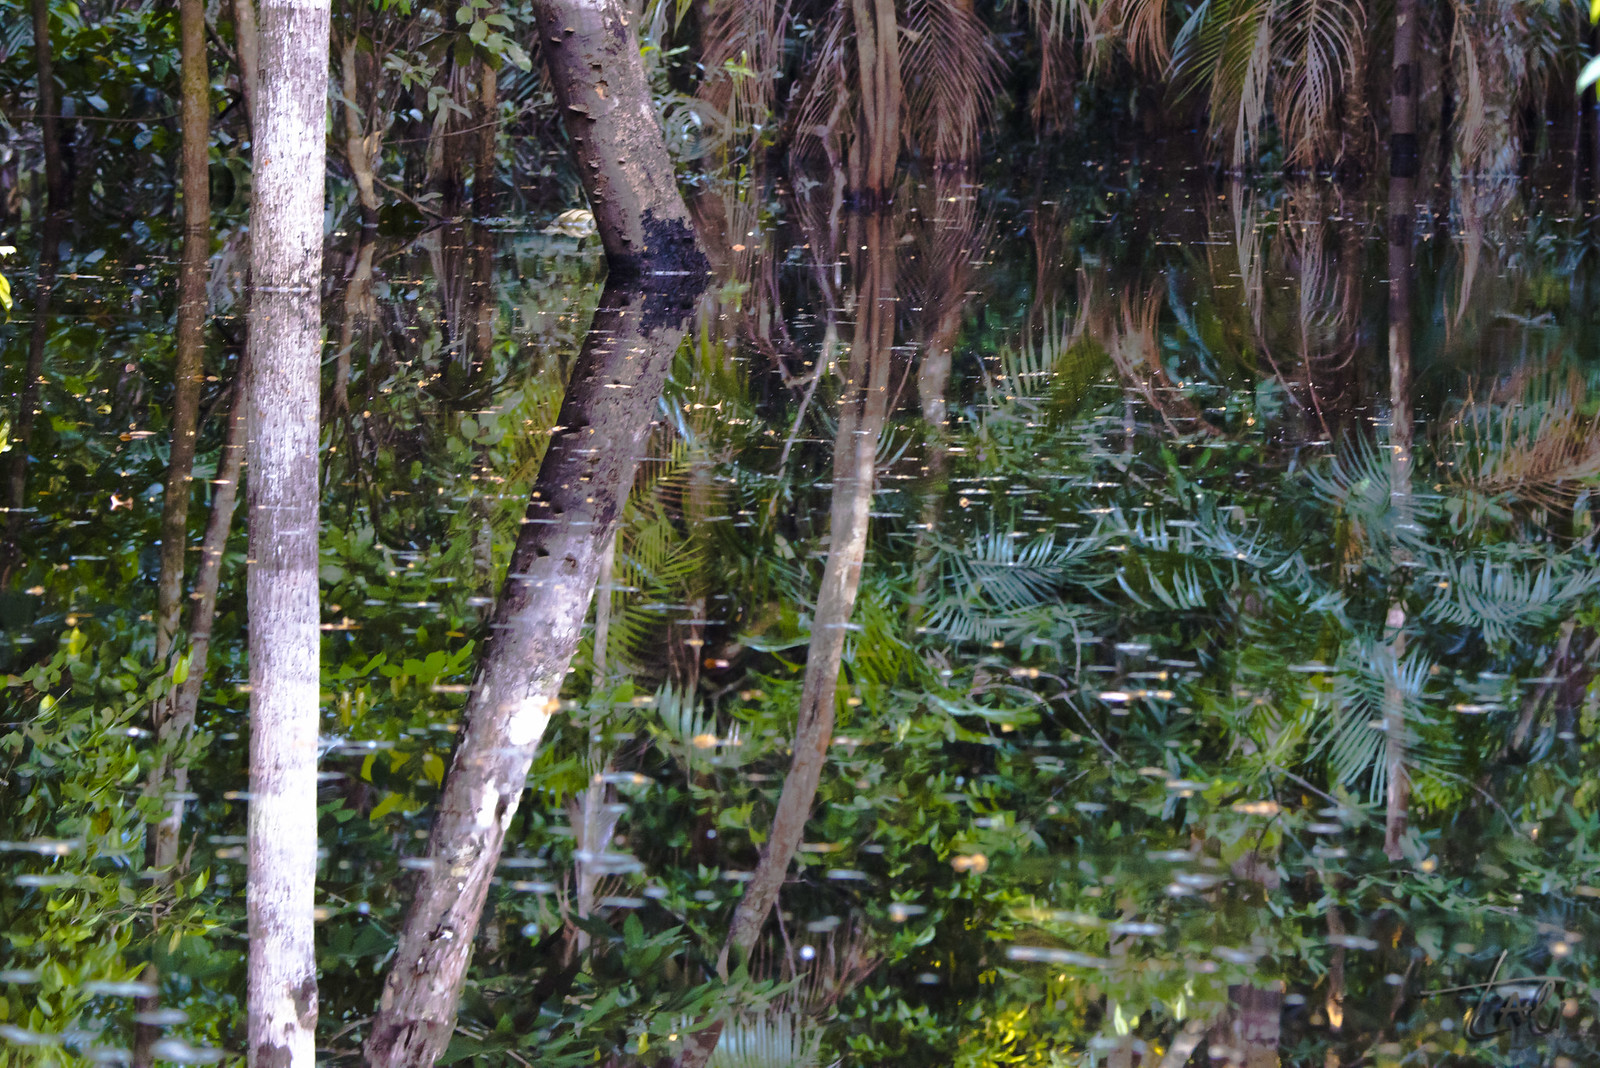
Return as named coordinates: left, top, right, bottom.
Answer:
left=3, top=158, right=1599, bottom=1067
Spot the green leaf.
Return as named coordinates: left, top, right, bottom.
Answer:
left=1580, top=54, right=1600, bottom=93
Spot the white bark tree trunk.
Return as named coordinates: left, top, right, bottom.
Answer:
left=246, top=1, right=329, bottom=1065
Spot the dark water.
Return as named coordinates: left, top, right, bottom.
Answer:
left=4, top=161, right=1600, bottom=1067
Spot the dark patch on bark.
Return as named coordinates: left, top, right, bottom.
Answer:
left=295, top=975, right=318, bottom=1028
left=1390, top=133, right=1419, bottom=178
left=256, top=1042, right=294, bottom=1068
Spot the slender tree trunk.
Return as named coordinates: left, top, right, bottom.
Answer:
left=155, top=0, right=213, bottom=657
left=364, top=274, right=703, bottom=1068
left=340, top=35, right=382, bottom=227
left=32, top=0, right=64, bottom=207
left=246, top=1, right=330, bottom=1065
left=234, top=0, right=261, bottom=133
left=474, top=59, right=499, bottom=220
left=1383, top=104, right=1416, bottom=860
left=2, top=0, right=69, bottom=585
left=846, top=0, right=902, bottom=200
left=1389, top=0, right=1419, bottom=181
left=673, top=209, right=894, bottom=1068
left=531, top=0, right=704, bottom=274
left=151, top=367, right=248, bottom=872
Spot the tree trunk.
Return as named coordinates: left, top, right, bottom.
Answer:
left=1389, top=0, right=1419, bottom=180
left=363, top=274, right=703, bottom=1068
left=32, top=0, right=65, bottom=208
left=2, top=0, right=67, bottom=583
left=151, top=367, right=247, bottom=873
left=531, top=0, right=703, bottom=274
left=340, top=34, right=382, bottom=226
left=246, top=0, right=330, bottom=1064
left=234, top=0, right=261, bottom=133
left=673, top=209, right=895, bottom=1068
left=155, top=0, right=213, bottom=658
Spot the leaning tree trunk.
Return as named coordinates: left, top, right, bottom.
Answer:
left=246, top=0, right=330, bottom=1065
left=363, top=273, right=704, bottom=1068
left=673, top=207, right=895, bottom=1068
left=364, top=11, right=706, bottom=1063
left=532, top=0, right=702, bottom=274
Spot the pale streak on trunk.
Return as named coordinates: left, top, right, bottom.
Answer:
left=155, top=0, right=213, bottom=658
left=340, top=35, right=382, bottom=224
left=151, top=371, right=248, bottom=873
left=674, top=210, right=895, bottom=1068
left=1383, top=117, right=1416, bottom=862
left=532, top=0, right=703, bottom=274
left=246, top=0, right=329, bottom=1064
left=234, top=0, right=261, bottom=133
left=363, top=277, right=701, bottom=1068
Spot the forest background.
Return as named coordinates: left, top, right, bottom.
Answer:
left=4, top=1, right=1600, bottom=1068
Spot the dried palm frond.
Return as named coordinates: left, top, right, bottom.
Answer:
left=1270, top=0, right=1363, bottom=168
left=787, top=5, right=854, bottom=169
left=901, top=0, right=1004, bottom=163
left=1438, top=373, right=1600, bottom=507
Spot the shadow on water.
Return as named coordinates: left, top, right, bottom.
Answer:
left=6, top=146, right=1600, bottom=1068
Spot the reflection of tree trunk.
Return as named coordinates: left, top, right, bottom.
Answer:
left=365, top=274, right=703, bottom=1068
left=246, top=3, right=331, bottom=1065
left=534, top=0, right=704, bottom=275
left=675, top=210, right=895, bottom=1068
left=155, top=0, right=213, bottom=658
left=336, top=239, right=376, bottom=412
left=1383, top=151, right=1415, bottom=861
left=1212, top=984, right=1282, bottom=1068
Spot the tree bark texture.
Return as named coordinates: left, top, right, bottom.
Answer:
left=531, top=0, right=703, bottom=275
left=364, top=273, right=704, bottom=1068
left=246, top=1, right=329, bottom=1065
left=674, top=210, right=894, bottom=1068
left=155, top=0, right=213, bottom=656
